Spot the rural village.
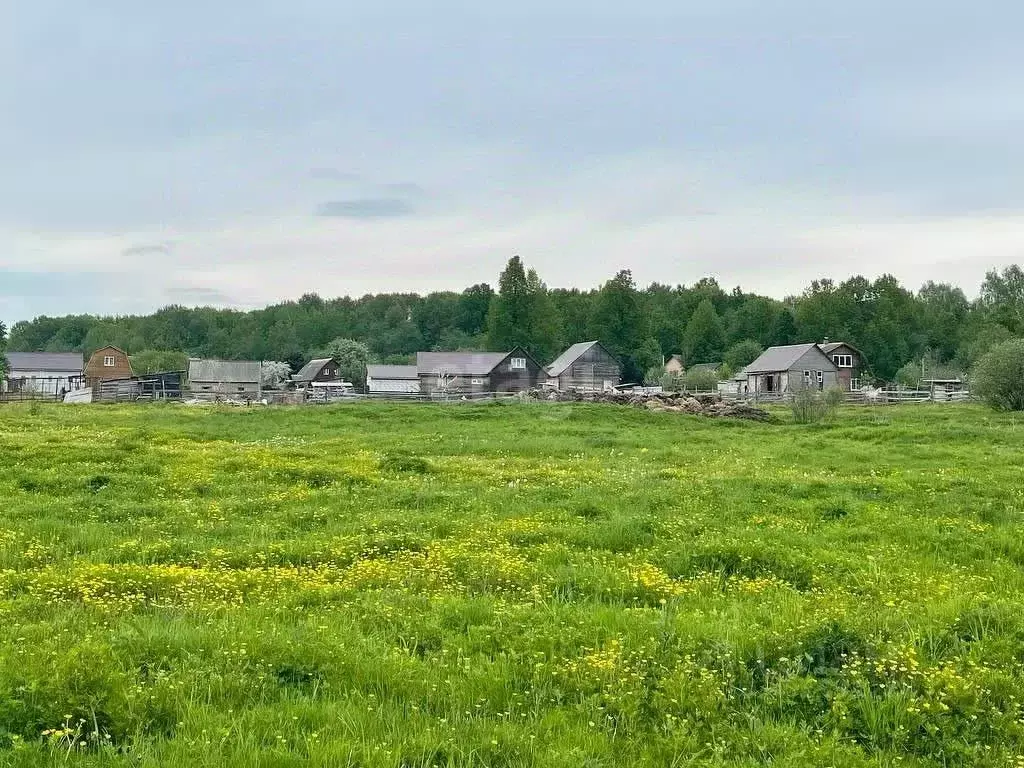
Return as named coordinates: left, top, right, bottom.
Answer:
left=0, top=337, right=968, bottom=408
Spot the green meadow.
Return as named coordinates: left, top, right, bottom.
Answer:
left=1, top=401, right=1023, bottom=767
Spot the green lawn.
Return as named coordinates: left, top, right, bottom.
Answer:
left=1, top=401, right=1023, bottom=767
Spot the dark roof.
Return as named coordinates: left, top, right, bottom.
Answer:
left=5, top=352, right=83, bottom=372
left=819, top=341, right=865, bottom=358
left=367, top=364, right=418, bottom=380
left=188, top=359, right=262, bottom=383
left=293, top=358, right=334, bottom=382
left=745, top=344, right=829, bottom=374
left=546, top=341, right=601, bottom=376
left=416, top=351, right=509, bottom=376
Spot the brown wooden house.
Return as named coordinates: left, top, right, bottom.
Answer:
left=416, top=347, right=544, bottom=396
left=85, top=345, right=133, bottom=385
left=545, top=341, right=622, bottom=391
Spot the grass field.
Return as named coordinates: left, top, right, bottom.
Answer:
left=1, top=401, right=1023, bottom=767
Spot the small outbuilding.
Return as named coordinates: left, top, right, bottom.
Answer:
left=545, top=341, right=622, bottom=391
left=85, top=346, right=133, bottom=385
left=366, top=364, right=420, bottom=394
left=187, top=359, right=262, bottom=397
left=744, top=343, right=839, bottom=395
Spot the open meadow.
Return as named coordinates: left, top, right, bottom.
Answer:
left=1, top=401, right=1024, bottom=767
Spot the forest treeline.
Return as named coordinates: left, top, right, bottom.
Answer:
left=6, top=259, right=1024, bottom=383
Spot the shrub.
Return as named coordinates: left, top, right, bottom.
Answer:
left=973, top=338, right=1024, bottom=411
left=682, top=368, right=719, bottom=392
left=790, top=388, right=841, bottom=424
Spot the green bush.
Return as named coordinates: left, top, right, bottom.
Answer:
left=973, top=338, right=1024, bottom=411
left=790, top=388, right=841, bottom=424
left=682, top=368, right=719, bottom=392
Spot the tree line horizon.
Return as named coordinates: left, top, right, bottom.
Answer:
left=4, top=259, right=1024, bottom=384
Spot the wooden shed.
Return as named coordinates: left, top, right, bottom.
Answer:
left=744, top=343, right=840, bottom=394
left=545, top=341, right=622, bottom=392
left=187, top=359, right=262, bottom=397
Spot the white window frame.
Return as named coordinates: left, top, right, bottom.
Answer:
left=832, top=354, right=853, bottom=368
left=816, top=370, right=824, bottom=383
left=103, top=355, right=115, bottom=367
left=510, top=357, right=527, bottom=370
left=470, top=378, right=486, bottom=386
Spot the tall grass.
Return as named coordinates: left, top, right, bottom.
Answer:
left=0, top=401, right=1022, bottom=766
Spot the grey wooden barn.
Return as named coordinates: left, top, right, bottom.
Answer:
left=545, top=341, right=622, bottom=392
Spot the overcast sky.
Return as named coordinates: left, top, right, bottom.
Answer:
left=2, top=1, right=1023, bottom=324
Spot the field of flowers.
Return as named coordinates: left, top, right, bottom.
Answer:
left=1, top=401, right=1023, bottom=767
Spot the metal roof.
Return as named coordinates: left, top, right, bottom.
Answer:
left=367, top=364, right=419, bottom=380
left=546, top=341, right=600, bottom=376
left=744, top=344, right=825, bottom=374
left=416, top=351, right=509, bottom=376
left=293, top=358, right=333, bottom=382
left=6, top=352, right=84, bottom=372
left=188, top=358, right=262, bottom=383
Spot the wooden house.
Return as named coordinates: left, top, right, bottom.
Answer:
left=3, top=352, right=84, bottom=394
left=416, top=347, right=544, bottom=396
left=187, top=359, right=262, bottom=397
left=85, top=346, right=133, bottom=385
left=545, top=341, right=622, bottom=391
left=743, top=343, right=839, bottom=394
left=366, top=364, right=419, bottom=394
left=292, top=358, right=343, bottom=388
left=818, top=341, right=866, bottom=390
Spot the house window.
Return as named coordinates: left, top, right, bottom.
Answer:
left=832, top=354, right=853, bottom=368
left=803, top=370, right=811, bottom=382
left=103, top=356, right=115, bottom=367
left=471, top=378, right=485, bottom=385
left=510, top=357, right=527, bottom=370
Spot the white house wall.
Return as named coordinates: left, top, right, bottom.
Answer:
left=367, top=378, right=420, bottom=394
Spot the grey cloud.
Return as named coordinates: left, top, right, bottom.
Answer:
left=315, top=199, right=416, bottom=219
left=166, top=285, right=238, bottom=305
left=121, top=242, right=173, bottom=257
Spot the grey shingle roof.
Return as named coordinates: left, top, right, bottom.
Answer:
left=416, top=351, right=509, bottom=376
left=744, top=344, right=821, bottom=374
left=546, top=341, right=599, bottom=376
left=293, top=358, right=333, bottom=382
left=5, top=352, right=84, bottom=373
left=188, top=359, right=262, bottom=383
left=367, top=364, right=419, bottom=380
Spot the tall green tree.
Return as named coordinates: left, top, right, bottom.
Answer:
left=723, top=340, right=763, bottom=371
left=590, top=270, right=650, bottom=381
left=486, top=257, right=559, bottom=360
left=324, top=338, right=372, bottom=388
left=682, top=299, right=726, bottom=364
left=980, top=265, right=1024, bottom=334
left=487, top=256, right=532, bottom=352
left=918, top=281, right=970, bottom=362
